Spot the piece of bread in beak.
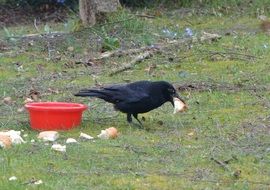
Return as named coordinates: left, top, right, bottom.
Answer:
left=173, top=97, right=188, bottom=114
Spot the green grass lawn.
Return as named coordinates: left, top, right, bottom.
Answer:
left=0, top=7, right=270, bottom=190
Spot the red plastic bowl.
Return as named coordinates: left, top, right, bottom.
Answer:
left=25, top=102, right=87, bottom=131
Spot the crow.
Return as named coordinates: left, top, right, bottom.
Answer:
left=74, top=80, right=185, bottom=126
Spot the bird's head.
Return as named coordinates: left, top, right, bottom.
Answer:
left=159, top=81, right=187, bottom=110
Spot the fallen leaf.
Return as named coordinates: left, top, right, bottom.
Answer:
left=67, top=46, right=74, bottom=52
left=200, top=32, right=222, bottom=42
left=17, top=107, right=25, bottom=113
left=187, top=132, right=194, bottom=136
left=2, top=97, right=12, bottom=104
left=47, top=88, right=59, bottom=94
left=233, top=170, right=241, bottom=179
left=24, top=98, right=34, bottom=104
left=29, top=89, right=40, bottom=102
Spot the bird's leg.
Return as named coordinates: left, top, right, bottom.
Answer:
left=132, top=113, right=143, bottom=128
left=127, top=113, right=132, bottom=123
left=127, top=113, right=143, bottom=128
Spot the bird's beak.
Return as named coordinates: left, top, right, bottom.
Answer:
left=171, top=93, right=188, bottom=113
left=170, top=93, right=184, bottom=106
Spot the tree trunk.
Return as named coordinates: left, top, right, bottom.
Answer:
left=79, top=0, right=121, bottom=26
left=79, top=0, right=96, bottom=26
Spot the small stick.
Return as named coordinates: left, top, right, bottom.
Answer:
left=210, top=157, right=230, bottom=171
left=109, top=51, right=153, bottom=76
left=135, top=14, right=155, bottom=19
left=94, top=46, right=156, bottom=60
left=203, top=50, right=259, bottom=59
left=33, top=19, right=39, bottom=32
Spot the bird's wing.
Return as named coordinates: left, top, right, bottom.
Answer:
left=75, top=81, right=152, bottom=105
left=103, top=83, right=151, bottom=103
left=102, top=84, right=126, bottom=91
left=103, top=81, right=150, bottom=91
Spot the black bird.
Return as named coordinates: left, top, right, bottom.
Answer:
left=74, top=80, right=184, bottom=126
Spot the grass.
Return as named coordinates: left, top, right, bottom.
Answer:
left=1, top=5, right=270, bottom=190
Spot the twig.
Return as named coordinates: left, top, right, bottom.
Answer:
left=210, top=157, right=230, bottom=171
left=94, top=46, right=156, bottom=60
left=33, top=18, right=39, bottom=32
left=135, top=14, right=155, bottom=19
left=202, top=50, right=259, bottom=60
left=6, top=31, right=68, bottom=39
left=109, top=51, right=154, bottom=76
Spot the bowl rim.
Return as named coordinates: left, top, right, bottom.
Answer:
left=25, top=102, right=87, bottom=111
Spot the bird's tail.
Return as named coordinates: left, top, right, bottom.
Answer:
left=74, top=89, right=114, bottom=103
left=74, top=89, right=103, bottom=97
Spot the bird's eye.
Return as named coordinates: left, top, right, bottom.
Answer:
left=168, top=88, right=175, bottom=93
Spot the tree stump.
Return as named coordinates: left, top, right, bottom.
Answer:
left=79, top=0, right=121, bottom=26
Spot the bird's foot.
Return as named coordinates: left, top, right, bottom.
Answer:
left=128, top=121, right=144, bottom=129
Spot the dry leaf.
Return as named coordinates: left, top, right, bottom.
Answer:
left=24, top=98, right=34, bottom=104
left=29, top=89, right=40, bottom=101
left=2, top=97, right=12, bottom=104
left=17, top=107, right=25, bottom=113
left=200, top=32, right=221, bottom=42
left=67, top=46, right=74, bottom=52
left=187, top=132, right=194, bottom=136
